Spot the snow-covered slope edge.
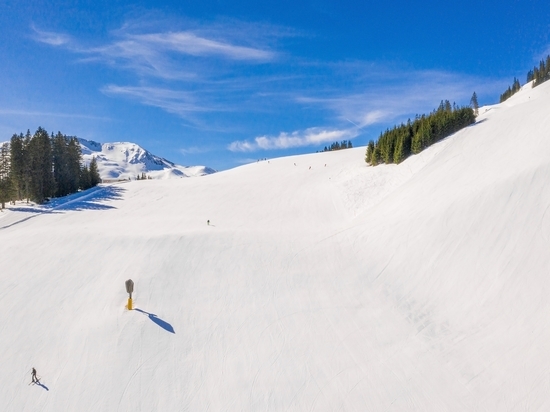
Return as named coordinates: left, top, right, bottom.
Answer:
left=79, top=138, right=216, bottom=180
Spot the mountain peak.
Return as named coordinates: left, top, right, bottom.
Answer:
left=78, top=138, right=215, bottom=180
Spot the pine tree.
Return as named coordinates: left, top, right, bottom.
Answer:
left=27, top=127, right=55, bottom=203
left=393, top=135, right=405, bottom=164
left=10, top=133, right=27, bottom=200
left=0, top=142, right=14, bottom=208
left=67, top=138, right=82, bottom=193
left=80, top=165, right=91, bottom=190
left=52, top=132, right=70, bottom=197
left=371, top=146, right=380, bottom=166
left=470, top=92, right=479, bottom=116
left=89, top=156, right=101, bottom=187
left=365, top=140, right=375, bottom=164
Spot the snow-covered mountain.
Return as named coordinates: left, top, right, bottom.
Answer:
left=2, top=80, right=550, bottom=411
left=78, top=138, right=216, bottom=180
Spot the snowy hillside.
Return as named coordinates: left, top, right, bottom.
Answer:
left=1, top=80, right=550, bottom=411
left=78, top=138, right=216, bottom=180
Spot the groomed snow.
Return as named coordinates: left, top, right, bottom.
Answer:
left=2, top=81, right=550, bottom=411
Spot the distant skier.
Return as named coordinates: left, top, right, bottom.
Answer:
left=31, top=368, right=38, bottom=384
left=207, top=220, right=210, bottom=225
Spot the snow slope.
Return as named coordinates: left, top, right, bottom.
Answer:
left=78, top=138, right=216, bottom=180
left=1, top=81, right=550, bottom=411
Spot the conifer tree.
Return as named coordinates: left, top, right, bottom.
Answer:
left=52, top=132, right=70, bottom=197
left=89, top=156, right=101, bottom=187
left=470, top=92, right=479, bottom=116
left=0, top=142, right=14, bottom=209
left=28, top=127, right=55, bottom=203
left=366, top=140, right=375, bottom=163
left=10, top=133, right=28, bottom=200
left=67, top=138, right=82, bottom=193
left=80, top=165, right=91, bottom=190
left=393, top=135, right=404, bottom=164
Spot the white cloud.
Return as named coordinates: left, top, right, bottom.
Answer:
left=358, top=110, right=387, bottom=127
left=32, top=27, right=72, bottom=46
left=228, top=127, right=358, bottom=152
left=30, top=21, right=507, bottom=148
left=0, top=108, right=108, bottom=120
left=132, top=32, right=275, bottom=61
left=102, top=85, right=212, bottom=117
left=295, top=68, right=505, bottom=129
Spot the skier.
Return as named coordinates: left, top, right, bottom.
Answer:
left=207, top=220, right=210, bottom=225
left=31, top=368, right=38, bottom=384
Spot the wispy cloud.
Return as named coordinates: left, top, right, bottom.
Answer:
left=131, top=32, right=274, bottom=60
left=34, top=21, right=277, bottom=81
left=0, top=108, right=109, bottom=121
left=294, top=68, right=505, bottom=129
left=228, top=127, right=358, bottom=152
left=31, top=18, right=505, bottom=154
left=31, top=26, right=72, bottom=46
left=83, top=32, right=274, bottom=80
left=101, top=85, right=221, bottom=117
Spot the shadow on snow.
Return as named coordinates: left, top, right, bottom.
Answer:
left=0, top=186, right=125, bottom=230
left=32, top=381, right=49, bottom=391
left=10, top=185, right=124, bottom=214
left=134, top=308, right=175, bottom=334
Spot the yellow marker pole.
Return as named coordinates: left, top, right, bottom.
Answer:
left=125, top=279, right=135, bottom=310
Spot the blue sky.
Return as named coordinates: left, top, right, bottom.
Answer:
left=1, top=1, right=549, bottom=170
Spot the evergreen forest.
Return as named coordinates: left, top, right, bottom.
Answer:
left=0, top=127, right=101, bottom=208
left=320, top=140, right=353, bottom=152
left=500, top=78, right=521, bottom=103
left=527, top=54, right=550, bottom=87
left=500, top=54, right=550, bottom=103
left=365, top=101, right=475, bottom=166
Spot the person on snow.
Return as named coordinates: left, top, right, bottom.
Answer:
left=31, top=368, right=38, bottom=383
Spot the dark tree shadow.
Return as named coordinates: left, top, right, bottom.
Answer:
left=8, top=185, right=125, bottom=214
left=1, top=185, right=126, bottom=230
left=134, top=308, right=175, bottom=334
left=49, top=185, right=125, bottom=211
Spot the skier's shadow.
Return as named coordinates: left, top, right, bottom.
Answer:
left=33, top=381, right=49, bottom=391
left=134, top=308, right=175, bottom=334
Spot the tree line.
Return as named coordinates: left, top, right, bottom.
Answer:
left=320, top=140, right=353, bottom=152
left=365, top=101, right=476, bottom=166
left=500, top=78, right=521, bottom=103
left=500, top=54, right=550, bottom=103
left=0, top=127, right=101, bottom=208
left=527, top=54, right=550, bottom=87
